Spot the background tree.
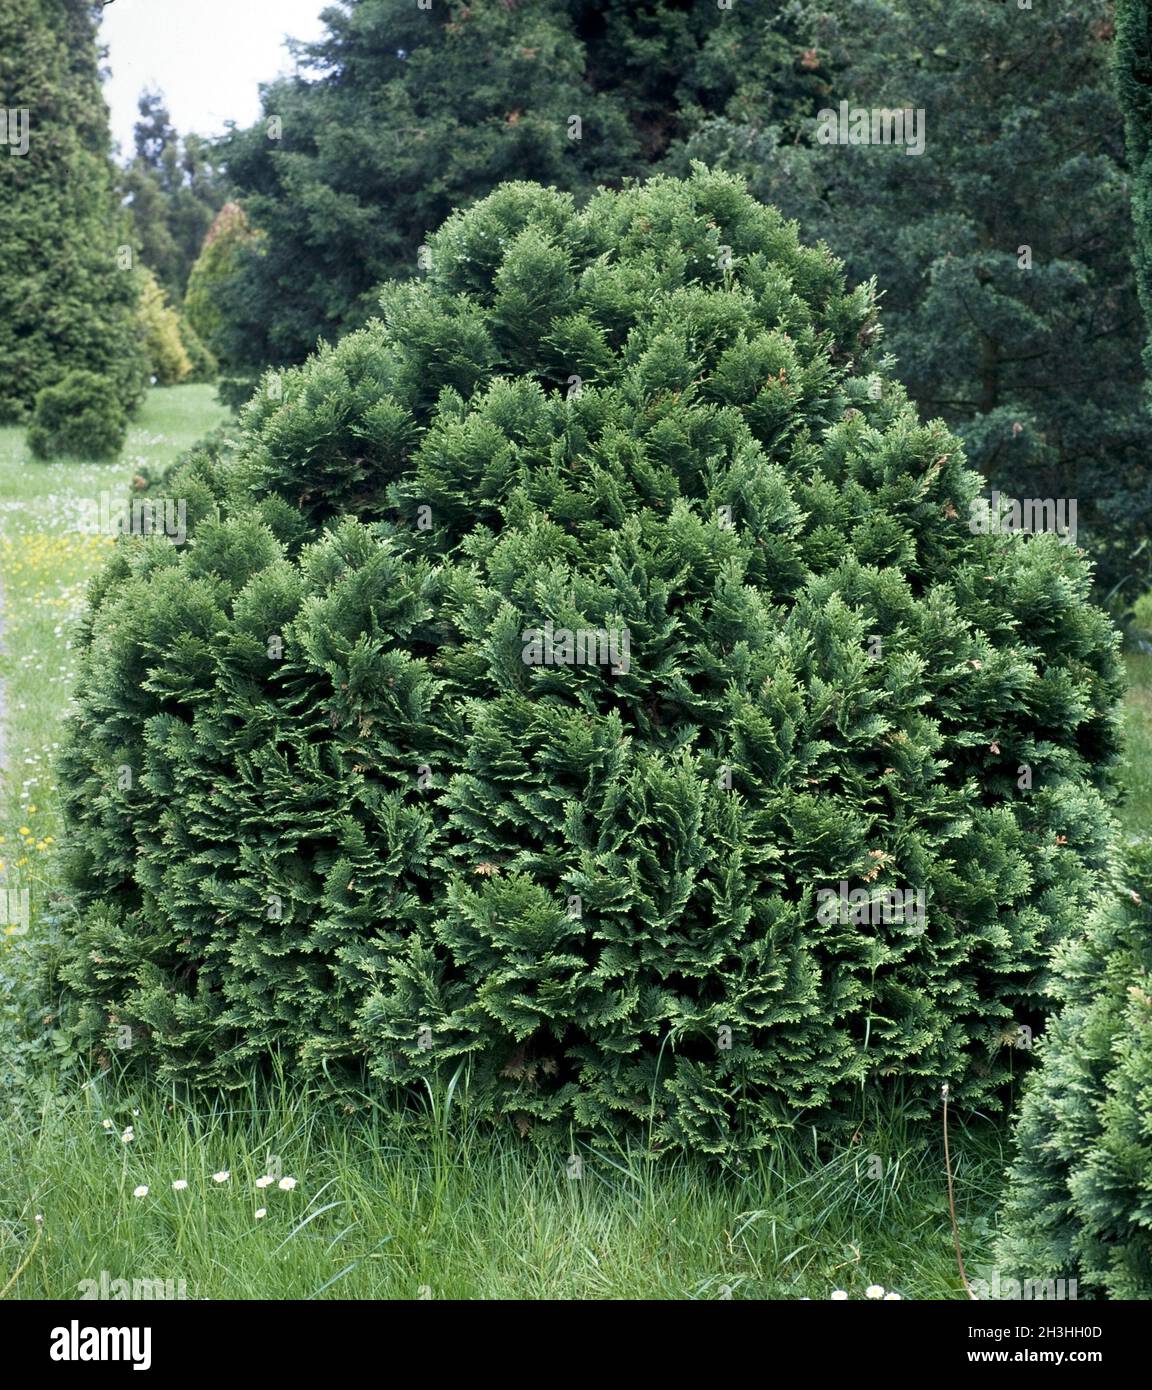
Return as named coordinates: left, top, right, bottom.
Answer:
left=136, top=267, right=192, bottom=386
left=121, top=90, right=225, bottom=300
left=183, top=201, right=262, bottom=379
left=0, top=0, right=148, bottom=422
left=1117, top=0, right=1152, bottom=375
left=210, top=0, right=818, bottom=376
left=678, top=0, right=1152, bottom=605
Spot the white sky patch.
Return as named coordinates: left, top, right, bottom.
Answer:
left=98, top=0, right=332, bottom=160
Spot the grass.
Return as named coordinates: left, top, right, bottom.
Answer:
left=3, top=1068, right=1004, bottom=1300
left=0, top=383, right=230, bottom=851
left=0, top=382, right=1148, bottom=1300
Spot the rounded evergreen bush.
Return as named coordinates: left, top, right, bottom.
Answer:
left=55, top=171, right=1125, bottom=1153
left=27, top=370, right=128, bottom=462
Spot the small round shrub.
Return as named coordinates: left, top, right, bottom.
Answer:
left=55, top=171, right=1125, bottom=1153
left=27, top=370, right=127, bottom=461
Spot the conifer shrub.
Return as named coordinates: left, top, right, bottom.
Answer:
left=178, top=318, right=218, bottom=384
left=27, top=370, right=128, bottom=461
left=138, top=268, right=193, bottom=387
left=184, top=202, right=261, bottom=363
left=996, top=838, right=1152, bottom=1299
left=55, top=171, right=1126, bottom=1152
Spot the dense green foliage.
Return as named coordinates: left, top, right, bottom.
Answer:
left=0, top=0, right=147, bottom=422
left=1118, top=0, right=1152, bottom=378
left=997, top=840, right=1152, bottom=1300
left=210, top=0, right=817, bottom=374
left=54, top=173, right=1125, bottom=1153
left=682, top=0, right=1152, bottom=605
left=183, top=202, right=261, bottom=368
left=27, top=368, right=127, bottom=460
left=187, top=0, right=1152, bottom=604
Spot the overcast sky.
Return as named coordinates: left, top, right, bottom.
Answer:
left=99, top=0, right=333, bottom=159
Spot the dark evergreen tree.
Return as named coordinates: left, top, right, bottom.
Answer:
left=680, top=0, right=1152, bottom=605
left=55, top=172, right=1125, bottom=1154
left=0, top=0, right=148, bottom=421
left=992, top=3, right=1152, bottom=1300
left=1117, top=0, right=1152, bottom=376
left=211, top=0, right=818, bottom=375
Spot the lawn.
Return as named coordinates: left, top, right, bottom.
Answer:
left=0, top=384, right=231, bottom=855
left=0, top=383, right=1146, bottom=1300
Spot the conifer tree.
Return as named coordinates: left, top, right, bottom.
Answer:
left=136, top=268, right=193, bottom=386
left=56, top=172, right=1125, bottom=1154
left=183, top=202, right=261, bottom=365
left=1118, top=0, right=1152, bottom=378
left=212, top=0, right=817, bottom=375
left=994, top=3, right=1152, bottom=1298
left=681, top=0, right=1152, bottom=604
left=0, top=0, right=148, bottom=421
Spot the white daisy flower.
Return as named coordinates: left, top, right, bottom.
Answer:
left=883, top=1292, right=903, bottom=1301
left=132, top=1185, right=149, bottom=1198
left=101, top=1118, right=113, bottom=1130
left=171, top=1180, right=188, bottom=1191
left=277, top=1176, right=297, bottom=1191
left=830, top=1289, right=849, bottom=1301
left=254, top=1208, right=267, bottom=1220
left=255, top=1175, right=274, bottom=1189
left=865, top=1284, right=885, bottom=1299
left=212, top=1171, right=230, bottom=1184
